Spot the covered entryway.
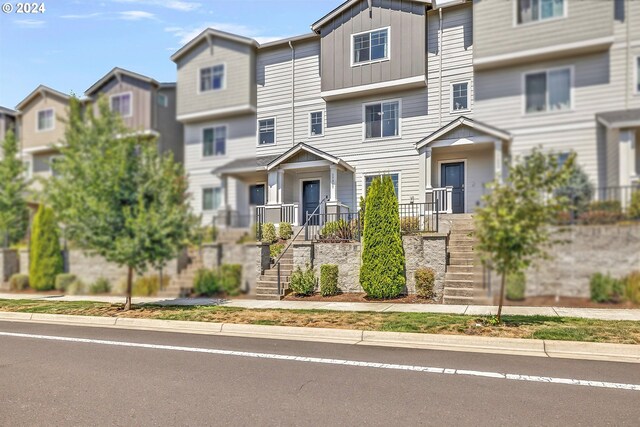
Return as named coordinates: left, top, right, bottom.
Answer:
left=441, top=161, right=465, bottom=213
left=302, top=179, right=321, bottom=224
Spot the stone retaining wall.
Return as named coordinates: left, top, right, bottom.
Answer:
left=201, top=242, right=261, bottom=293
left=0, top=249, right=19, bottom=285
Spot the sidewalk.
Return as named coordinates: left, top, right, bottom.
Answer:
left=1, top=293, right=639, bottom=321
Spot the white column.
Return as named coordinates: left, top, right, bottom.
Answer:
left=619, top=130, right=637, bottom=187
left=222, top=175, right=229, bottom=208
left=494, top=139, right=503, bottom=184
left=267, top=170, right=279, bottom=205
left=425, top=147, right=433, bottom=189
left=329, top=164, right=338, bottom=202
left=277, top=170, right=284, bottom=204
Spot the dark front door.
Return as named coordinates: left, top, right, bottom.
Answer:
left=302, top=180, right=320, bottom=224
left=441, top=162, right=465, bottom=214
left=249, top=184, right=265, bottom=206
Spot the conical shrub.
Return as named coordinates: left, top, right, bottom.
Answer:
left=29, top=205, right=63, bottom=291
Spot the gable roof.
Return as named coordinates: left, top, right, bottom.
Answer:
left=15, top=85, right=70, bottom=111
left=0, top=106, right=17, bottom=116
left=416, top=116, right=511, bottom=150
left=85, top=67, right=158, bottom=96
left=596, top=109, right=640, bottom=129
left=170, top=28, right=259, bottom=63
left=311, top=0, right=431, bottom=32
left=267, top=142, right=355, bottom=172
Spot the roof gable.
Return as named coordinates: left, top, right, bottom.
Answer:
left=170, top=28, right=258, bottom=63
left=267, top=143, right=355, bottom=172
left=16, top=85, right=70, bottom=111
left=85, top=67, right=158, bottom=96
left=416, top=116, right=511, bottom=149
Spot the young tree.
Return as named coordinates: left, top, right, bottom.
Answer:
left=360, top=175, right=405, bottom=299
left=29, top=205, right=63, bottom=290
left=0, top=129, right=29, bottom=247
left=47, top=96, right=197, bottom=310
left=474, top=148, right=576, bottom=322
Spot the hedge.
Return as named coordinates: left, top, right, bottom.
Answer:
left=261, top=223, right=277, bottom=243
left=55, top=274, right=77, bottom=292
left=290, top=264, right=315, bottom=296
left=506, top=271, right=526, bottom=301
left=9, top=274, right=29, bottom=291
left=414, top=268, right=435, bottom=299
left=320, top=264, right=339, bottom=296
left=29, top=205, right=64, bottom=291
left=278, top=222, right=293, bottom=240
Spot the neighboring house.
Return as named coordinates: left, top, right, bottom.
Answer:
left=0, top=106, right=17, bottom=145
left=84, top=67, right=184, bottom=164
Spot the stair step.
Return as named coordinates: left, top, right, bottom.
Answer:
left=445, top=272, right=474, bottom=280
left=443, top=295, right=475, bottom=305
left=256, top=287, right=285, bottom=295
left=444, top=287, right=476, bottom=297
left=260, top=275, right=290, bottom=282
left=444, top=279, right=475, bottom=288
left=256, top=294, right=283, bottom=300
left=447, top=265, right=475, bottom=273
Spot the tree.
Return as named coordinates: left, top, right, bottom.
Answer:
left=0, top=129, right=29, bottom=247
left=554, top=159, right=593, bottom=217
left=360, top=175, right=405, bottom=298
left=474, top=148, right=575, bottom=322
left=29, top=205, right=63, bottom=290
left=47, top=96, right=197, bottom=310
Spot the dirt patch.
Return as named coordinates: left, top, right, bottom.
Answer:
left=498, top=295, right=639, bottom=309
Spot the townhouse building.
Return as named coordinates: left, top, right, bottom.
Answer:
left=0, top=106, right=17, bottom=146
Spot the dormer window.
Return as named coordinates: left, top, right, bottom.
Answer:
left=200, top=64, right=225, bottom=92
left=110, top=93, right=132, bottom=117
left=352, top=28, right=389, bottom=66
left=37, top=108, right=54, bottom=131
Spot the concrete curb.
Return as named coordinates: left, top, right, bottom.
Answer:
left=1, top=311, right=638, bottom=363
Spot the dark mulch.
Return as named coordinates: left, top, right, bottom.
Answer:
left=283, top=292, right=434, bottom=304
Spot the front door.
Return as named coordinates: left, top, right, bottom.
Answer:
left=249, top=184, right=265, bottom=206
left=441, top=162, right=465, bottom=214
left=302, top=180, right=320, bottom=224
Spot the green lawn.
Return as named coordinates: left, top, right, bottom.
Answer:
left=0, top=298, right=639, bottom=344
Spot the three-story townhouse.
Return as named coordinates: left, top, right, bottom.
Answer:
left=0, top=106, right=17, bottom=146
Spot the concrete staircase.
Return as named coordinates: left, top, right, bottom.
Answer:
left=157, top=249, right=202, bottom=298
left=255, top=250, right=294, bottom=300
left=216, top=228, right=251, bottom=244
left=443, top=215, right=484, bottom=305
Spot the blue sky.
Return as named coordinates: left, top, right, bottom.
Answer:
left=0, top=0, right=336, bottom=108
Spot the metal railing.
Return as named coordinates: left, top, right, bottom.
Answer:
left=399, top=201, right=440, bottom=233
left=281, top=203, right=299, bottom=224
left=305, top=211, right=362, bottom=242
left=426, top=186, right=453, bottom=213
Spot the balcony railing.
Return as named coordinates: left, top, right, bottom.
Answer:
left=426, top=186, right=453, bottom=213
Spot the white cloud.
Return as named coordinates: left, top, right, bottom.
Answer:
left=113, top=0, right=200, bottom=12
left=15, top=19, right=46, bottom=28
left=61, top=12, right=104, bottom=19
left=165, top=22, right=289, bottom=46
left=118, top=10, right=157, bottom=20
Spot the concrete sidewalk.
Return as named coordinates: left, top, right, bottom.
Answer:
left=1, top=292, right=639, bottom=321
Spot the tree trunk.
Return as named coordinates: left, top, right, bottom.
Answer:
left=497, top=272, right=506, bottom=323
left=124, top=266, right=133, bottom=311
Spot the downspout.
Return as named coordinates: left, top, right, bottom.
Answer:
left=289, top=41, right=295, bottom=146
left=625, top=0, right=630, bottom=109
left=438, top=7, right=443, bottom=128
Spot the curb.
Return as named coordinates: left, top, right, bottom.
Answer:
left=1, top=311, right=639, bottom=363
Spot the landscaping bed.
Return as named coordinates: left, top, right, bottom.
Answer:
left=1, top=298, right=639, bottom=345
left=497, top=295, right=640, bottom=309
left=284, top=292, right=433, bottom=304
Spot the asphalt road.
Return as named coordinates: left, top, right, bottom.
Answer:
left=1, top=321, right=640, bottom=426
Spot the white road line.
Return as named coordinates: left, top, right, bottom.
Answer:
left=2, top=330, right=639, bottom=392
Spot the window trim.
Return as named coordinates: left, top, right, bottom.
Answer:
left=157, top=93, right=168, bottom=107
left=362, top=171, right=401, bottom=201
left=201, top=124, right=228, bottom=158
left=350, top=26, right=391, bottom=67
left=201, top=186, right=222, bottom=212
left=48, top=154, right=63, bottom=177
left=35, top=108, right=55, bottom=132
left=109, top=91, right=133, bottom=118
left=521, top=66, right=574, bottom=116
left=257, top=117, right=277, bottom=147
left=197, top=63, right=226, bottom=94
left=308, top=111, right=324, bottom=137
left=513, top=0, right=568, bottom=27
left=361, top=98, right=402, bottom=142
left=449, top=80, right=471, bottom=114
left=635, top=55, right=640, bottom=95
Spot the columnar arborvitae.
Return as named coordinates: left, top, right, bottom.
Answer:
left=359, top=175, right=405, bottom=298
left=0, top=129, right=29, bottom=247
left=29, top=205, right=63, bottom=291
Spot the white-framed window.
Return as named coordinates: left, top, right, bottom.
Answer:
left=451, top=81, right=470, bottom=112
left=36, top=108, right=54, bottom=131
left=364, top=100, right=400, bottom=140
left=202, top=187, right=222, bottom=211
left=635, top=56, right=640, bottom=94
left=157, top=93, right=168, bottom=107
left=258, top=118, right=275, bottom=145
left=524, top=67, right=571, bottom=114
left=309, top=111, right=323, bottom=137
left=110, top=93, right=132, bottom=117
left=352, top=27, right=389, bottom=66
left=49, top=155, right=63, bottom=177
left=200, top=64, right=225, bottom=92
left=23, top=160, right=32, bottom=179
left=364, top=173, right=399, bottom=198
left=517, top=0, right=565, bottom=24
left=203, top=126, right=226, bottom=157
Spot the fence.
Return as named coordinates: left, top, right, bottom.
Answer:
left=398, top=201, right=440, bottom=233
left=305, top=211, right=362, bottom=242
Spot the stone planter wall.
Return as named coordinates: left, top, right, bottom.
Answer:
left=0, top=249, right=19, bottom=284
left=202, top=242, right=262, bottom=293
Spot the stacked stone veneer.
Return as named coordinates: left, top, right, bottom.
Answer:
left=201, top=242, right=260, bottom=293
left=0, top=249, right=19, bottom=288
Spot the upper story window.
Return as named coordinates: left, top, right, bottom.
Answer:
left=37, top=108, right=54, bottom=131
left=525, top=68, right=571, bottom=114
left=310, top=111, right=323, bottom=136
left=200, top=65, right=225, bottom=92
left=203, top=126, right=226, bottom=156
left=364, top=100, right=399, bottom=140
left=364, top=173, right=399, bottom=198
left=49, top=155, right=63, bottom=177
left=451, top=82, right=470, bottom=112
left=202, top=187, right=222, bottom=211
left=258, top=118, right=275, bottom=145
left=110, top=93, right=132, bottom=117
left=636, top=56, right=640, bottom=93
left=517, top=0, right=565, bottom=24
left=157, top=93, right=168, bottom=107
left=352, top=28, right=389, bottom=66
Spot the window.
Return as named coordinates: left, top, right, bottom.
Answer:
left=49, top=155, right=62, bottom=177
left=258, top=118, right=275, bottom=145
left=203, top=126, right=226, bottom=157
left=451, top=82, right=469, bottom=112
left=110, top=93, right=132, bottom=117
left=353, top=28, right=389, bottom=65
left=249, top=184, right=265, bottom=206
left=157, top=93, right=168, bottom=107
left=556, top=152, right=570, bottom=167
left=636, top=57, right=640, bottom=93
left=37, top=109, right=54, bottom=131
left=364, top=101, right=399, bottom=139
left=310, top=111, right=323, bottom=136
left=364, top=173, right=399, bottom=198
left=23, top=161, right=32, bottom=179
left=517, top=0, right=564, bottom=24
left=202, top=187, right=222, bottom=211
left=200, top=65, right=225, bottom=92
left=525, top=68, right=571, bottom=113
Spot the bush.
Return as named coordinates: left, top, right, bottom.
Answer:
left=89, top=277, right=111, bottom=294
left=261, top=223, right=277, bottom=243
left=132, top=275, right=166, bottom=297
left=29, top=205, right=64, bottom=291
left=193, top=268, right=219, bottom=296
left=579, top=201, right=623, bottom=225
left=278, top=222, right=293, bottom=240
left=289, top=264, right=315, bottom=296
left=360, top=175, right=405, bottom=299
left=400, top=216, right=420, bottom=234
left=270, top=243, right=284, bottom=259
left=414, top=267, right=435, bottom=299
left=320, top=219, right=354, bottom=241
left=9, top=274, right=29, bottom=291
left=66, top=280, right=86, bottom=295
left=554, top=162, right=593, bottom=215
left=320, top=264, right=339, bottom=297
left=624, top=271, right=640, bottom=305
left=628, top=191, right=640, bottom=220
left=55, top=274, right=77, bottom=292
left=220, top=264, right=242, bottom=296
left=590, top=272, right=624, bottom=303
left=506, top=271, right=526, bottom=301
left=202, top=225, right=218, bottom=243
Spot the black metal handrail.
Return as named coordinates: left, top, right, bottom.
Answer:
left=398, top=200, right=440, bottom=233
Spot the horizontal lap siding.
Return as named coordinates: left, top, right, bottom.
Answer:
left=91, top=76, right=152, bottom=132
left=19, top=95, right=68, bottom=150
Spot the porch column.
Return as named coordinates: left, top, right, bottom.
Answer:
left=277, top=170, right=284, bottom=204
left=425, top=148, right=433, bottom=189
left=494, top=139, right=503, bottom=184
left=267, top=170, right=279, bottom=205
left=619, top=130, right=637, bottom=187
left=329, top=164, right=338, bottom=202
left=222, top=175, right=229, bottom=208
left=265, top=169, right=282, bottom=224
